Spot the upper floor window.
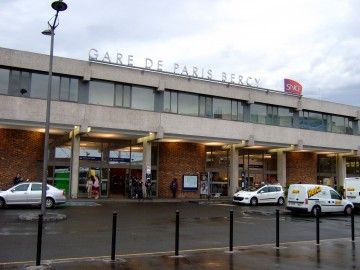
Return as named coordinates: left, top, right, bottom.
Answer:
left=0, top=68, right=9, bottom=94
left=131, top=86, right=155, bottom=111
left=213, top=98, right=231, bottom=120
left=300, top=111, right=325, bottom=131
left=250, top=103, right=267, bottom=124
left=178, top=92, right=199, bottom=116
left=89, top=80, right=114, bottom=106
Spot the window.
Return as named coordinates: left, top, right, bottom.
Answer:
left=300, top=111, right=325, bottom=131
left=330, top=190, right=341, bottom=200
left=237, top=101, right=244, bottom=121
left=31, top=183, right=42, bottom=191
left=331, top=115, right=345, bottom=134
left=30, top=73, right=48, bottom=99
left=178, top=92, right=199, bottom=116
left=250, top=103, right=267, bottom=124
left=115, top=84, right=131, bottom=108
left=69, top=78, right=79, bottom=102
left=13, top=184, right=30, bottom=192
left=278, top=107, right=294, bottom=127
left=131, top=86, right=154, bottom=111
left=51, top=76, right=60, bottom=100
left=213, top=98, right=231, bottom=120
left=9, top=70, right=30, bottom=97
left=89, top=80, right=115, bottom=106
left=258, top=186, right=269, bottom=193
left=0, top=68, right=9, bottom=94
left=164, top=91, right=171, bottom=112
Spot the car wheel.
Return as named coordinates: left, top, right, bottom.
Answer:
left=277, top=197, right=285, bottom=206
left=0, top=198, right=5, bottom=209
left=311, top=206, right=321, bottom=217
left=344, top=205, right=353, bottom=216
left=45, top=197, right=55, bottom=209
left=250, top=197, right=258, bottom=206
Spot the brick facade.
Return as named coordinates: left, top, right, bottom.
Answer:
left=286, top=152, right=317, bottom=185
left=0, top=129, right=44, bottom=189
left=158, top=142, right=206, bottom=198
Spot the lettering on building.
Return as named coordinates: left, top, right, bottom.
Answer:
left=88, top=49, right=261, bottom=88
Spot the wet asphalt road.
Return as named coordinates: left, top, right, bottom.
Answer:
left=0, top=200, right=360, bottom=264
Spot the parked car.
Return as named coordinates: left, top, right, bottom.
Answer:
left=343, top=177, right=360, bottom=208
left=286, top=184, right=353, bottom=216
left=233, top=184, right=285, bottom=206
left=0, top=182, right=66, bottom=208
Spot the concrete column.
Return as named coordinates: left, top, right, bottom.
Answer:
left=70, top=134, right=80, bottom=199
left=142, top=141, right=152, bottom=195
left=277, top=151, right=286, bottom=187
left=336, top=155, right=346, bottom=188
left=229, top=145, right=239, bottom=196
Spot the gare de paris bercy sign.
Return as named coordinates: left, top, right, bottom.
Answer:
left=88, top=49, right=261, bottom=88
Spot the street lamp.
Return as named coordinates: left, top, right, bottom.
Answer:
left=41, top=0, right=67, bottom=215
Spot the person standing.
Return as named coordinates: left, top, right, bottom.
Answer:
left=145, top=178, right=152, bottom=199
left=86, top=177, right=93, bottom=198
left=170, top=178, right=178, bottom=199
left=92, top=175, right=100, bottom=199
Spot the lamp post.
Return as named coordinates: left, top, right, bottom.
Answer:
left=41, top=0, right=67, bottom=215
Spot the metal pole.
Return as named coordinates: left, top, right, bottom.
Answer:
left=316, top=213, right=320, bottom=245
left=351, top=208, right=355, bottom=242
left=175, top=210, right=179, bottom=256
left=41, top=13, right=58, bottom=216
left=276, top=209, right=279, bottom=248
left=111, top=212, right=117, bottom=260
left=230, top=210, right=233, bottom=251
left=36, top=214, right=44, bottom=266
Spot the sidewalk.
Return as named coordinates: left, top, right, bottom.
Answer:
left=3, top=238, right=359, bottom=270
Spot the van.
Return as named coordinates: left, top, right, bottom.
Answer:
left=286, top=184, right=353, bottom=216
left=344, top=177, right=360, bottom=207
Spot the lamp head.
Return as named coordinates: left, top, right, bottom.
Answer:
left=51, top=0, right=67, bottom=12
left=41, top=29, right=53, bottom=36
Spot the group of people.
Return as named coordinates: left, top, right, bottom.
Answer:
left=129, top=177, right=153, bottom=200
left=86, top=174, right=100, bottom=199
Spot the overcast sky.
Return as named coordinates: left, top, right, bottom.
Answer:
left=1, top=0, right=359, bottom=106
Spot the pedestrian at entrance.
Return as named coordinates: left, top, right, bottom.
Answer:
left=170, top=178, right=178, bottom=199
left=92, top=175, right=100, bottom=199
left=145, top=178, right=152, bottom=199
left=136, top=178, right=144, bottom=201
left=86, top=177, right=93, bottom=198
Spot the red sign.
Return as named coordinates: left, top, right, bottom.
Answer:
left=284, top=79, right=302, bottom=95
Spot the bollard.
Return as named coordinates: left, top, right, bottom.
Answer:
left=36, top=214, right=43, bottom=266
left=229, top=210, right=233, bottom=252
left=351, top=208, right=355, bottom=242
left=316, top=212, right=320, bottom=245
left=276, top=209, right=279, bottom=248
left=111, top=212, right=117, bottom=261
left=175, top=210, right=179, bottom=256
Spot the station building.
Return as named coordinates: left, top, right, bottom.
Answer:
left=0, top=47, right=359, bottom=199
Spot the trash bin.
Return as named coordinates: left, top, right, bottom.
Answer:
left=54, top=170, right=70, bottom=195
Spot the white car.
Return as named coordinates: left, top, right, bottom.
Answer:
left=233, top=184, right=285, bottom=206
left=0, top=182, right=66, bottom=209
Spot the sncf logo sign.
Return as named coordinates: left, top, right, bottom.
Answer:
left=284, top=79, right=302, bottom=95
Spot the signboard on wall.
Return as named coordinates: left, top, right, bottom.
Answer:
left=183, top=175, right=198, bottom=191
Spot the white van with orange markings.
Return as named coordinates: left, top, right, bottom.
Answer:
left=344, top=177, right=360, bottom=208
left=286, top=184, right=353, bottom=216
